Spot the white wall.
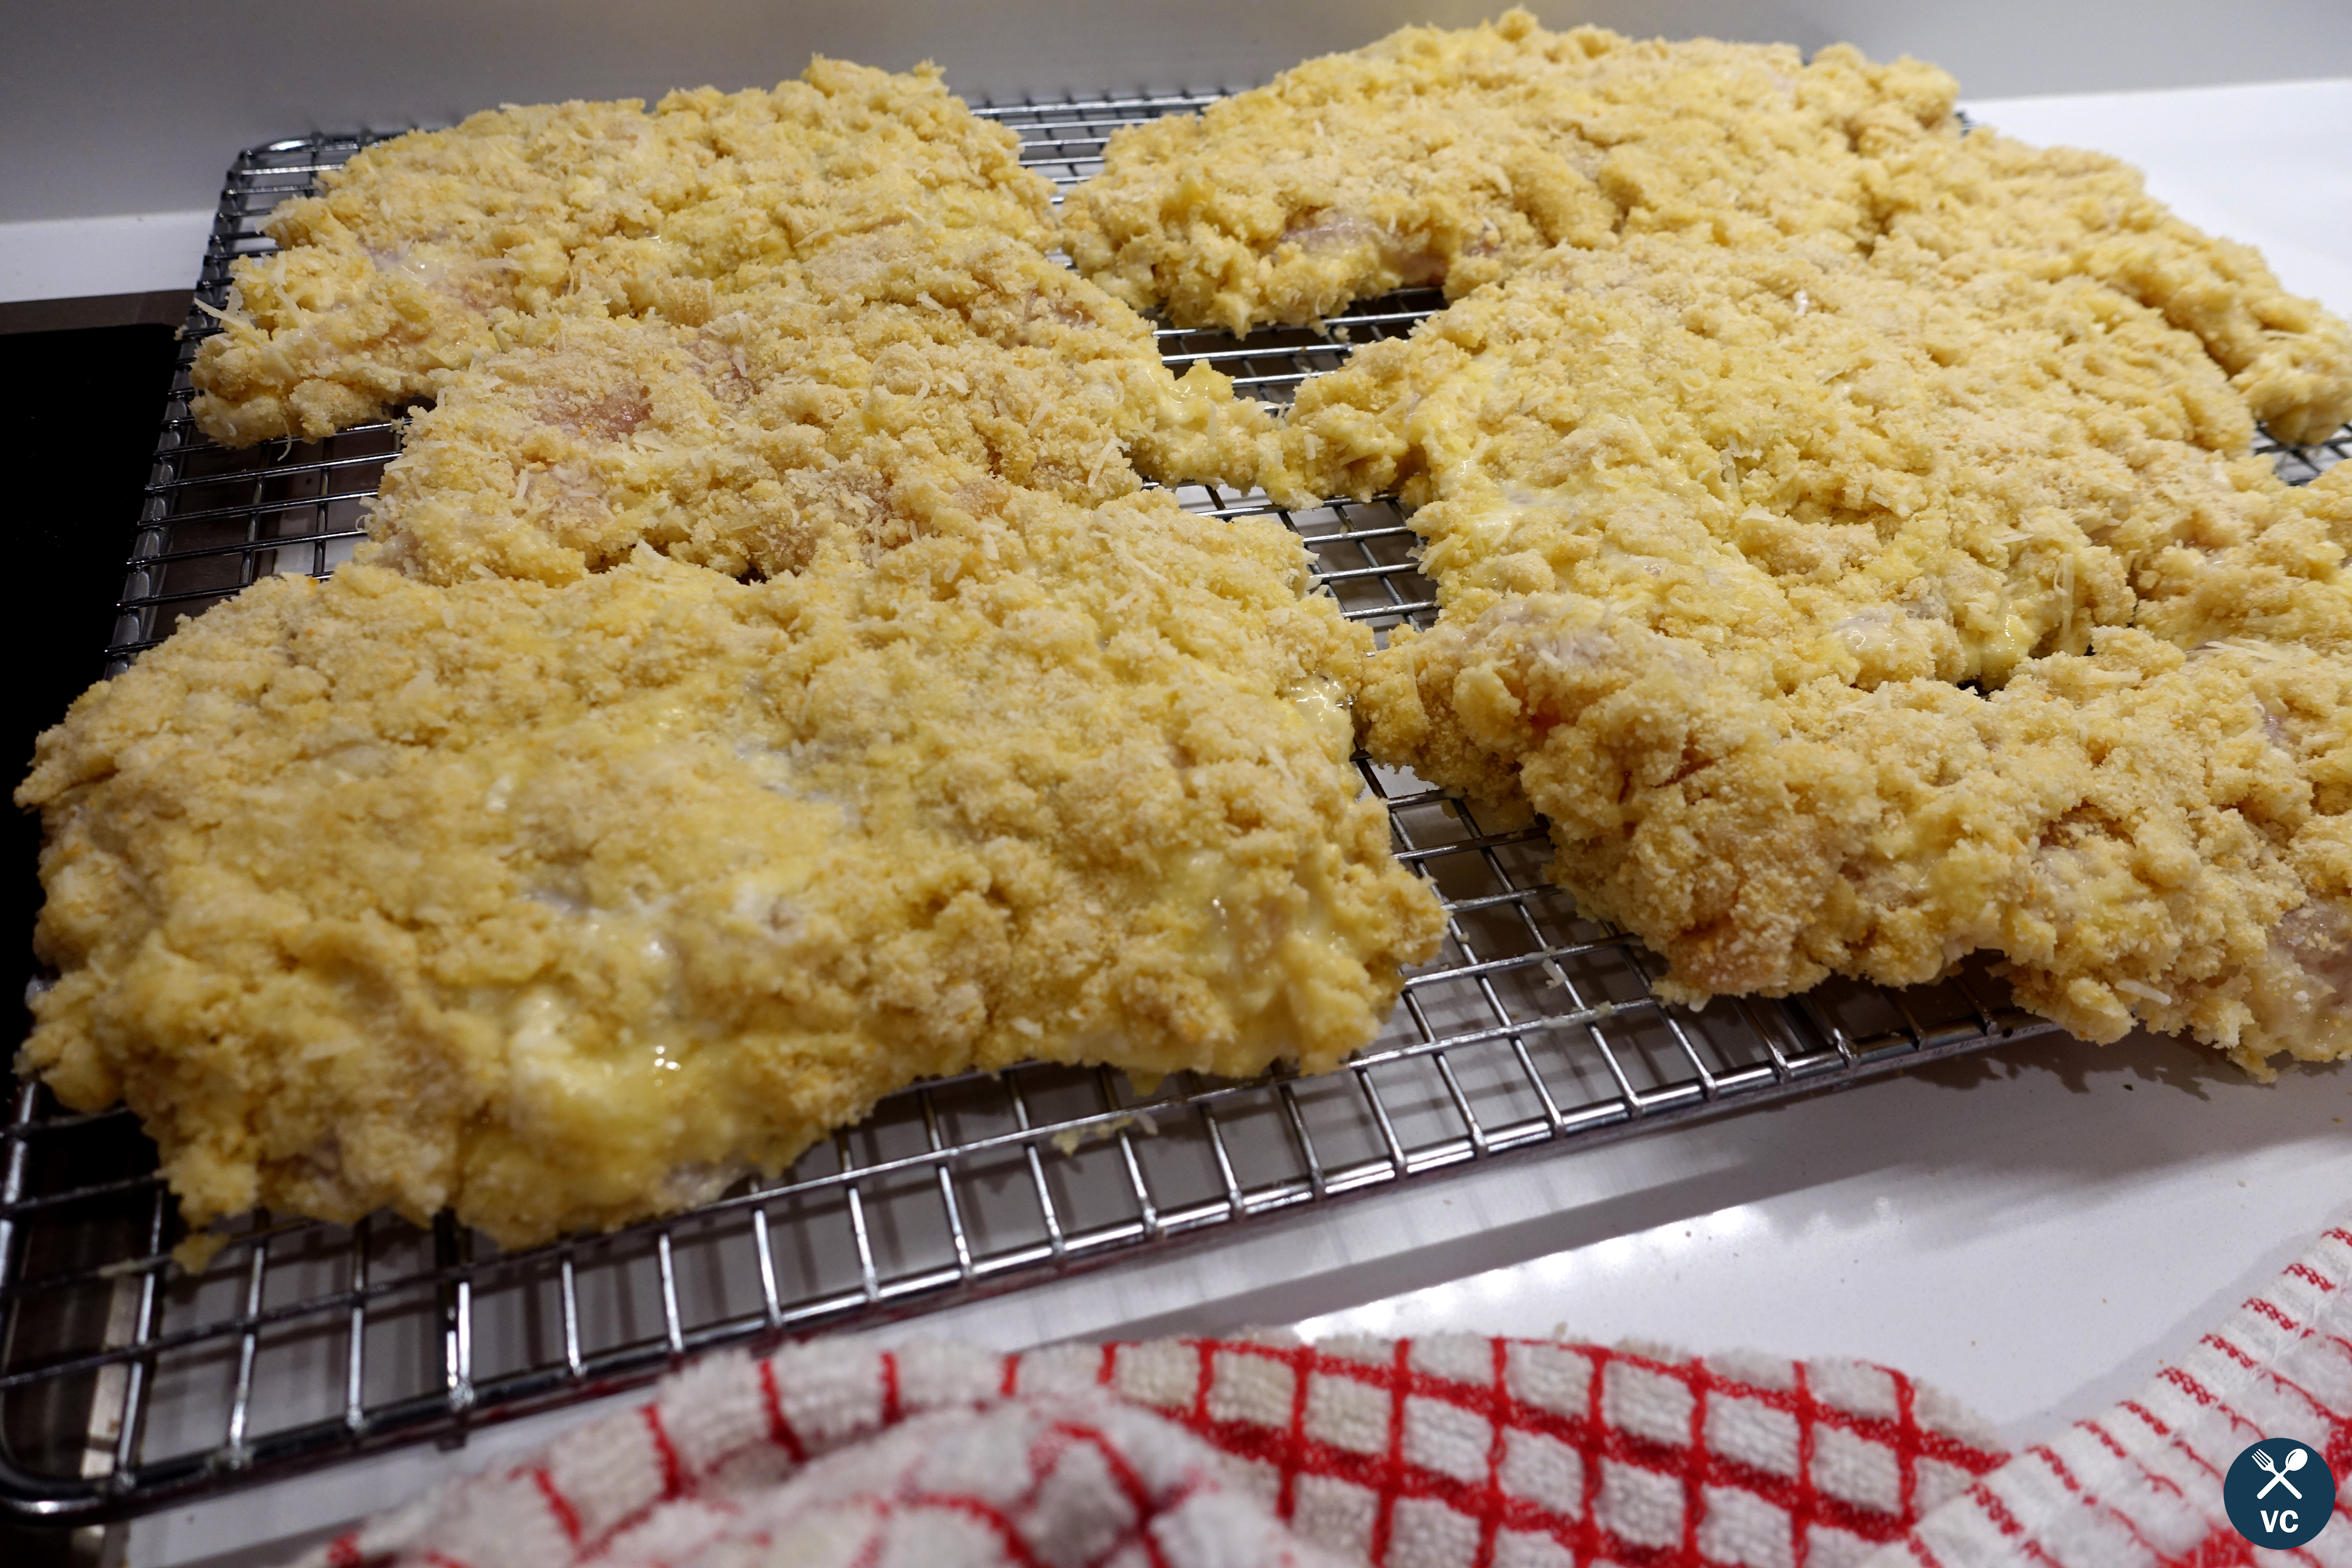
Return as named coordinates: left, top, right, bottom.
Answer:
left=9, top=0, right=2352, bottom=224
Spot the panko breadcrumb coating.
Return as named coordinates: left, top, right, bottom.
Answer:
left=1277, top=228, right=2352, bottom=1074
left=1276, top=236, right=2352, bottom=687
left=190, top=58, right=1056, bottom=446
left=36, top=54, right=1439, bottom=1257
left=366, top=222, right=1276, bottom=585
left=1376, top=600, right=2352, bottom=1077
left=1868, top=126, right=2352, bottom=445
left=1062, top=11, right=1954, bottom=336
left=1065, top=9, right=2352, bottom=447
left=19, top=506, right=1441, bottom=1252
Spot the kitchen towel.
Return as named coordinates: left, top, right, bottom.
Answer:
left=1858, top=1222, right=2352, bottom=1568
left=290, top=1226, right=2352, bottom=1568
left=298, top=1330, right=2004, bottom=1568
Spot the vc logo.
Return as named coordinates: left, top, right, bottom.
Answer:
left=2223, top=1438, right=2337, bottom=1549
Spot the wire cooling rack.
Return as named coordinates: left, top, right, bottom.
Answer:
left=15, top=91, right=2338, bottom=1528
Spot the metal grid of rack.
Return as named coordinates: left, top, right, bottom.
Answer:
left=17, top=91, right=2334, bottom=1526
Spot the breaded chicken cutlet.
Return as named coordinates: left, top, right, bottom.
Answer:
left=1063, top=11, right=1949, bottom=336
left=1271, top=229, right=2352, bottom=1075
left=1865, top=119, right=2352, bottom=445
left=366, top=222, right=1274, bottom=585
left=1114, top=9, right=2352, bottom=1076
left=34, top=57, right=1445, bottom=1257
left=19, top=502, right=1442, bottom=1251
left=190, top=58, right=1056, bottom=445
left=1065, top=10, right=2352, bottom=446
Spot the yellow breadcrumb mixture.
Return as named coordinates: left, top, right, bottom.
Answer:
left=1065, top=10, right=2351, bottom=445
left=20, top=512, right=1440, bottom=1250
left=1063, top=11, right=1953, bottom=337
left=366, top=222, right=1275, bottom=585
left=33, top=56, right=1441, bottom=1258
left=1265, top=189, right=2352, bottom=1073
left=190, top=58, right=1057, bottom=445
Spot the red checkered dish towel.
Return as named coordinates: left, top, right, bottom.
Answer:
left=301, top=1334, right=2005, bottom=1568
left=295, top=1226, right=2352, bottom=1568
left=1859, top=1224, right=2352, bottom=1568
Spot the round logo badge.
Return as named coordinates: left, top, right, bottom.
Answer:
left=2223, top=1438, right=2337, bottom=1549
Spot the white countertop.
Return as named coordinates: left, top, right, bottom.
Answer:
left=76, top=73, right=2352, bottom=1568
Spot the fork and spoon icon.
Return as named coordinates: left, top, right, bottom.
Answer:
left=2254, top=1446, right=2311, bottom=1499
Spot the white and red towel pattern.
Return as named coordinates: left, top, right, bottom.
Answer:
left=1859, top=1224, right=2352, bottom=1568
left=304, top=1333, right=2003, bottom=1568
left=297, top=1225, right=2352, bottom=1568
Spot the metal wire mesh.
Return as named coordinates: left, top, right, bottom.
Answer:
left=13, top=91, right=2335, bottom=1525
